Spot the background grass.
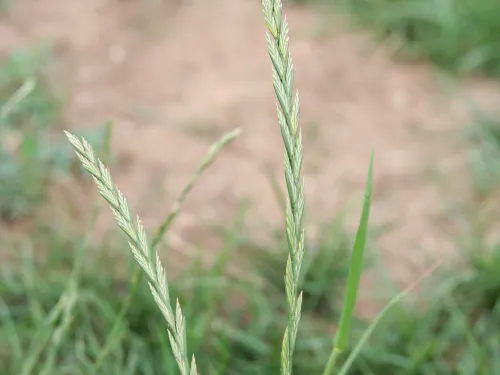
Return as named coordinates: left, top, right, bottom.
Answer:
left=2, top=1, right=500, bottom=375
left=351, top=0, right=500, bottom=76
left=0, top=44, right=110, bottom=221
left=292, top=0, right=500, bottom=77
left=2, top=189, right=500, bottom=374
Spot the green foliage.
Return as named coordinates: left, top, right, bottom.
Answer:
left=0, top=45, right=59, bottom=128
left=0, top=0, right=11, bottom=14
left=340, top=0, right=500, bottom=76
left=348, top=248, right=500, bottom=375
left=2, top=206, right=500, bottom=375
left=0, top=219, right=330, bottom=375
left=464, top=110, right=500, bottom=198
left=0, top=45, right=108, bottom=220
left=0, top=46, right=60, bottom=219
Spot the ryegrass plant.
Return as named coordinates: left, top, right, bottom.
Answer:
left=58, top=0, right=439, bottom=374
left=91, top=127, right=242, bottom=374
left=261, top=1, right=307, bottom=373
left=65, top=127, right=241, bottom=375
left=3, top=1, right=500, bottom=374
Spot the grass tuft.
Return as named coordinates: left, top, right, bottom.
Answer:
left=341, top=0, right=500, bottom=76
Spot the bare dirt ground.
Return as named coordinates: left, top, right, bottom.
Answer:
left=3, top=0, right=500, bottom=291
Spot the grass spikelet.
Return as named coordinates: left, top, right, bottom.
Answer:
left=262, top=1, right=306, bottom=374
left=64, top=130, right=199, bottom=375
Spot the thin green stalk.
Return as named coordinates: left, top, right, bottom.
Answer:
left=262, top=1, right=306, bottom=374
left=91, top=127, right=240, bottom=374
left=322, top=347, right=341, bottom=375
left=0, top=78, right=35, bottom=121
left=20, top=290, right=75, bottom=375
left=0, top=298, right=22, bottom=362
left=151, top=127, right=241, bottom=251
left=323, top=148, right=374, bottom=375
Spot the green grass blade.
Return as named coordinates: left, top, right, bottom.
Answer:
left=338, top=261, right=442, bottom=375
left=323, top=148, right=374, bottom=375
left=338, top=290, right=409, bottom=375
left=336, top=148, right=374, bottom=350
left=0, top=78, right=35, bottom=121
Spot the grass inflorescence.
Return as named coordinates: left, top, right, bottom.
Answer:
left=261, top=1, right=307, bottom=373
left=64, top=128, right=241, bottom=375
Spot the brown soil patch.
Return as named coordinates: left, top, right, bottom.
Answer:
left=3, top=0, right=500, bottom=290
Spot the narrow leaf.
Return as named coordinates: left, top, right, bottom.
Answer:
left=335, top=148, right=374, bottom=351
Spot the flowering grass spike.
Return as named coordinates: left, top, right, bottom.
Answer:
left=262, top=1, right=306, bottom=374
left=65, top=131, right=198, bottom=375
